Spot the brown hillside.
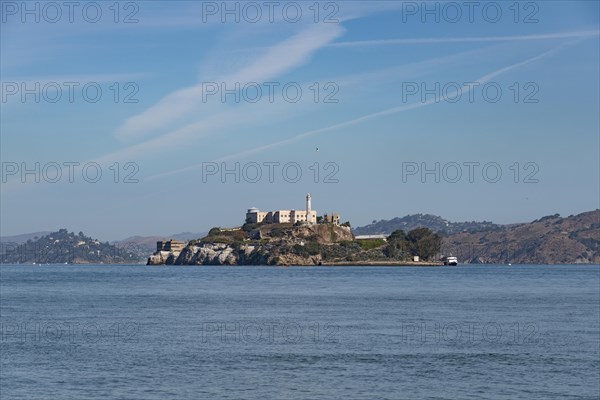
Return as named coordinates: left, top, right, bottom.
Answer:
left=442, top=210, right=599, bottom=264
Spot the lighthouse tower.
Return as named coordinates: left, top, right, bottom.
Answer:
left=306, top=193, right=312, bottom=214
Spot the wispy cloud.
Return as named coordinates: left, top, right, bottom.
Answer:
left=141, top=41, right=571, bottom=180
left=115, top=23, right=345, bottom=141
left=215, top=42, right=577, bottom=162
left=142, top=46, right=497, bottom=181
left=329, top=30, right=599, bottom=47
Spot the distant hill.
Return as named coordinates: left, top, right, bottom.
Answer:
left=170, top=232, right=208, bottom=242
left=442, top=210, right=599, bottom=264
left=113, top=232, right=207, bottom=254
left=354, top=210, right=599, bottom=264
left=0, top=231, right=52, bottom=254
left=0, top=230, right=210, bottom=262
left=0, top=231, right=53, bottom=244
left=353, top=214, right=501, bottom=236
left=112, top=235, right=166, bottom=254
left=1, top=229, right=145, bottom=264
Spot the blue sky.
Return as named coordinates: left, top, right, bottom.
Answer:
left=1, top=1, right=598, bottom=240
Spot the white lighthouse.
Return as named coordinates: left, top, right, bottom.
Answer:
left=306, top=193, right=312, bottom=214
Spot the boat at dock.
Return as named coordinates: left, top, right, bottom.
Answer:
left=443, top=256, right=458, bottom=266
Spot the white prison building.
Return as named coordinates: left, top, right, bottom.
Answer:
left=246, top=193, right=317, bottom=224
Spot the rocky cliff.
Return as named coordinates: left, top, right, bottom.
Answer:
left=147, top=223, right=356, bottom=266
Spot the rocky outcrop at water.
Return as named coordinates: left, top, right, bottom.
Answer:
left=147, top=250, right=175, bottom=265
left=147, top=223, right=358, bottom=266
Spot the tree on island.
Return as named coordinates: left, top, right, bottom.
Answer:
left=385, top=228, right=441, bottom=261
left=385, top=229, right=409, bottom=259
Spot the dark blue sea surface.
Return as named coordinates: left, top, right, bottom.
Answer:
left=1, top=264, right=599, bottom=399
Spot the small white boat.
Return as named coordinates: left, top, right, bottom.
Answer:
left=444, top=256, right=458, bottom=266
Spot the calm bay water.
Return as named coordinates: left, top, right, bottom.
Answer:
left=1, top=264, right=599, bottom=399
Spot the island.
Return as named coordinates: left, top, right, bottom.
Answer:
left=147, top=194, right=443, bottom=266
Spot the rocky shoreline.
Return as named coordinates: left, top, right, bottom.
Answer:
left=148, top=243, right=320, bottom=266
left=146, top=221, right=450, bottom=266
left=147, top=224, right=355, bottom=266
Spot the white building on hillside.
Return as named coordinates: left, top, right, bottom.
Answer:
left=246, top=193, right=317, bottom=224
